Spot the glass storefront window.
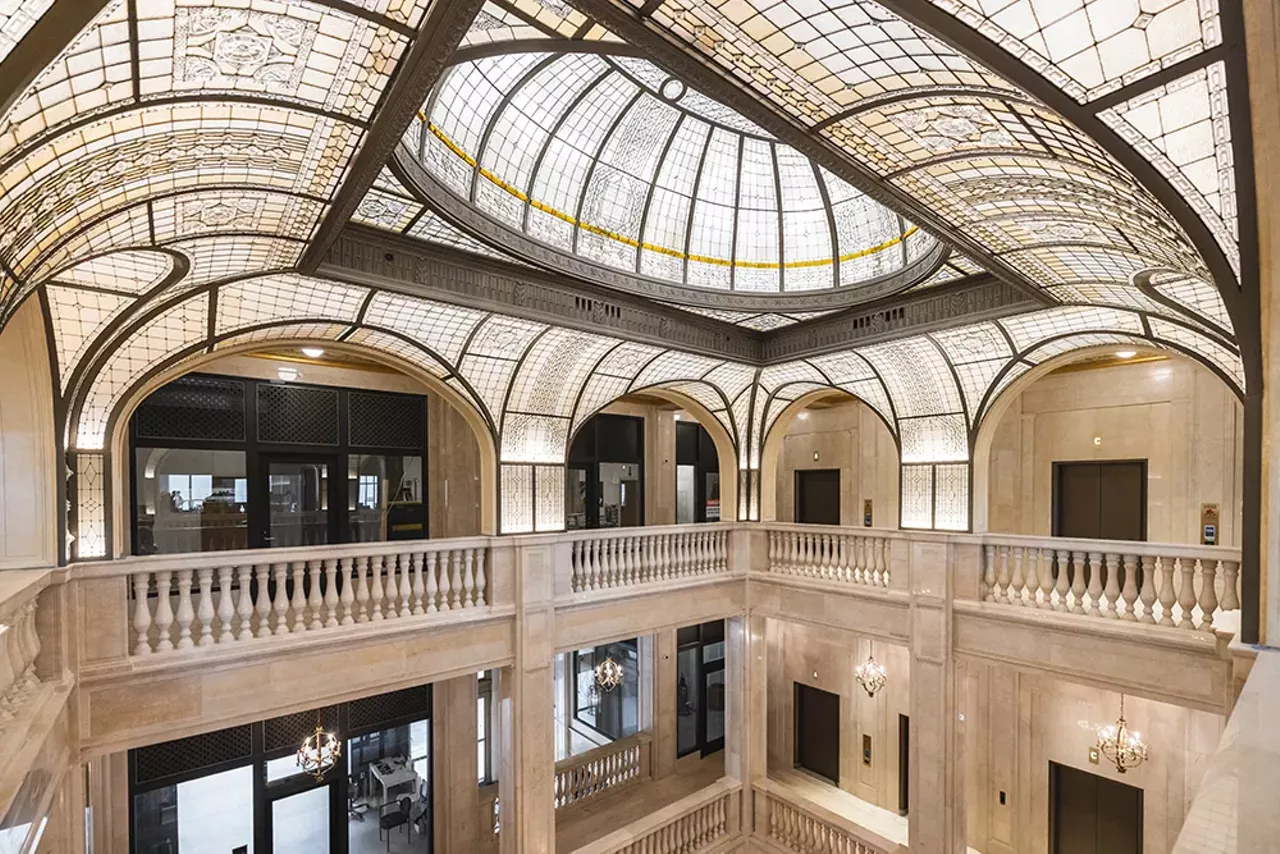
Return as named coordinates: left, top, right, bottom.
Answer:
left=573, top=639, right=640, bottom=741
left=347, top=721, right=430, bottom=853
left=705, top=472, right=721, bottom=521
left=347, top=455, right=425, bottom=542
left=676, top=465, right=696, bottom=524
left=676, top=646, right=700, bottom=756
left=566, top=467, right=588, bottom=530
left=132, top=765, right=253, bottom=854
left=134, top=449, right=248, bottom=554
left=599, top=463, right=641, bottom=528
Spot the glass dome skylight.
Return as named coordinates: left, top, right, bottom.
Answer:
left=406, top=51, right=940, bottom=300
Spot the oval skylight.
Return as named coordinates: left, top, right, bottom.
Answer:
left=407, top=50, right=941, bottom=301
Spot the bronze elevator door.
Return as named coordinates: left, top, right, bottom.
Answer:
left=795, top=469, right=841, bottom=525
left=1053, top=461, right=1147, bottom=541
left=794, top=682, right=840, bottom=785
left=1051, top=762, right=1143, bottom=854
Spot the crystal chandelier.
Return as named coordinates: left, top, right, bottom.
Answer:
left=297, top=712, right=341, bottom=780
left=594, top=656, right=624, bottom=693
left=1096, top=695, right=1147, bottom=774
left=855, top=646, right=886, bottom=698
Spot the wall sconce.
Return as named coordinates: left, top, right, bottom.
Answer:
left=812, top=451, right=819, bottom=461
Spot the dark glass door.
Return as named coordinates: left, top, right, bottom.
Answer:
left=261, top=454, right=340, bottom=548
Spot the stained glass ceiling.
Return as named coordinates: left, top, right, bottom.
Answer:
left=404, top=50, right=943, bottom=303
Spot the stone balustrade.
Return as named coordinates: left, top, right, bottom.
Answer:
left=567, top=776, right=741, bottom=854
left=0, top=571, right=49, bottom=730
left=762, top=524, right=900, bottom=587
left=753, top=779, right=903, bottom=854
left=567, top=525, right=733, bottom=594
left=100, top=538, right=492, bottom=655
left=980, top=535, right=1242, bottom=631
left=555, top=731, right=652, bottom=810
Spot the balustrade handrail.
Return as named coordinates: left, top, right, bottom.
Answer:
left=757, top=521, right=913, bottom=539
left=542, top=521, right=739, bottom=546
left=555, top=732, right=652, bottom=811
left=67, top=535, right=498, bottom=579
left=753, top=778, right=903, bottom=854
left=556, top=731, right=652, bottom=773
left=567, top=776, right=741, bottom=854
left=974, top=531, right=1241, bottom=561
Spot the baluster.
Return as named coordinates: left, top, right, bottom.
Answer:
left=1051, top=549, right=1069, bottom=610
left=475, top=550, right=488, bottom=606
left=399, top=555, right=414, bottom=614
left=996, top=547, right=1011, bottom=603
left=174, top=569, right=195, bottom=649
left=1199, top=558, right=1219, bottom=630
left=355, top=555, right=371, bottom=622
left=339, top=558, right=355, bottom=625
left=196, top=568, right=215, bottom=647
left=768, top=531, right=777, bottom=569
left=238, top=563, right=257, bottom=637
left=1157, top=556, right=1176, bottom=626
left=1036, top=549, right=1054, bottom=608
left=1099, top=553, right=1118, bottom=618
left=323, top=559, right=339, bottom=628
left=1119, top=554, right=1139, bottom=621
left=570, top=541, right=582, bottom=591
left=369, top=556, right=385, bottom=621
left=1068, top=551, right=1087, bottom=614
left=154, top=570, right=175, bottom=652
left=1010, top=547, right=1025, bottom=605
left=462, top=549, right=476, bottom=607
left=1138, top=555, right=1157, bottom=624
left=307, top=560, right=324, bottom=629
left=132, top=572, right=153, bottom=655
left=983, top=546, right=996, bottom=601
left=411, top=552, right=426, bottom=615
left=1022, top=547, right=1038, bottom=607
left=450, top=550, right=464, bottom=609
left=1177, top=557, right=1197, bottom=629
left=285, top=562, right=304, bottom=632
left=423, top=552, right=439, bottom=613
left=1222, top=560, right=1241, bottom=611
left=216, top=566, right=235, bottom=643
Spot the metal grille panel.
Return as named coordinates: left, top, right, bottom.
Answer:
left=257, top=384, right=339, bottom=445
left=133, top=724, right=253, bottom=786
left=264, top=706, right=340, bottom=753
left=133, top=375, right=246, bottom=442
left=349, top=391, right=426, bottom=450
left=349, top=685, right=431, bottom=731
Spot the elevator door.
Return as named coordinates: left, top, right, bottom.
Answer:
left=1050, top=762, right=1142, bottom=854
left=795, top=469, right=841, bottom=525
left=794, top=683, right=840, bottom=784
left=1053, top=461, right=1147, bottom=541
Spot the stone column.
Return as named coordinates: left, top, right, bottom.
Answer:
left=496, top=539, right=557, bottom=854
left=651, top=628, right=678, bottom=779
left=433, top=672, right=480, bottom=853
left=906, top=536, right=972, bottom=853
left=725, top=613, right=767, bottom=832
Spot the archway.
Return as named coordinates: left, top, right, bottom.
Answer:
left=104, top=338, right=500, bottom=556
left=567, top=385, right=739, bottom=526
left=758, top=388, right=899, bottom=526
left=971, top=344, right=1243, bottom=544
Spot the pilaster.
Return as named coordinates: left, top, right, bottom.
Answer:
left=725, top=613, right=767, bottom=832
left=433, top=672, right=480, bottom=853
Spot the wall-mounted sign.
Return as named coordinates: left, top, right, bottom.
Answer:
left=863, top=499, right=873, bottom=527
left=1201, top=503, right=1219, bottom=546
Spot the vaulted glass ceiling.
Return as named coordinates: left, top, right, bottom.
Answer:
left=408, top=50, right=941, bottom=299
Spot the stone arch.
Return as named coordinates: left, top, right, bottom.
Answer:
left=104, top=336, right=500, bottom=555
left=758, top=386, right=899, bottom=523
left=970, top=342, right=1243, bottom=537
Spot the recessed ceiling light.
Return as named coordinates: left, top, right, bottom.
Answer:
left=277, top=366, right=300, bottom=382
left=798, top=411, right=810, bottom=420
left=1115, top=350, right=1137, bottom=359
left=301, top=347, right=325, bottom=358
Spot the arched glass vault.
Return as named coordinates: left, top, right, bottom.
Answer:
left=0, top=0, right=1260, bottom=639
